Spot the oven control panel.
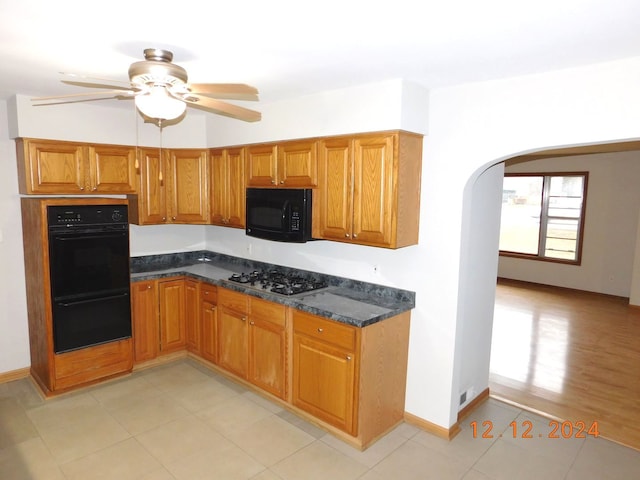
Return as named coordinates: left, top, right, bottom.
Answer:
left=47, top=205, right=128, bottom=226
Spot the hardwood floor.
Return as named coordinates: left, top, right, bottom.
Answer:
left=490, top=278, right=640, bottom=451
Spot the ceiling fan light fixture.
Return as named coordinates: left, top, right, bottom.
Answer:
left=135, top=85, right=186, bottom=120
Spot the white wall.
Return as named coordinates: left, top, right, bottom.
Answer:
left=205, top=78, right=429, bottom=147
left=0, top=100, right=30, bottom=371
left=422, top=55, right=640, bottom=426
left=454, top=162, right=504, bottom=409
left=498, top=151, right=640, bottom=297
left=8, top=94, right=208, bottom=147
left=3, top=57, right=640, bottom=434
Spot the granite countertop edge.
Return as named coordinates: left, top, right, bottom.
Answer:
left=130, top=257, right=415, bottom=328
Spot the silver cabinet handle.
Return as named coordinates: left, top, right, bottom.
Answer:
left=317, top=328, right=323, bottom=333
left=346, top=355, right=352, bottom=361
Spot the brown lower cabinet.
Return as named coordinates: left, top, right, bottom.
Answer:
left=217, top=288, right=288, bottom=400
left=292, top=311, right=359, bottom=435
left=131, top=279, right=410, bottom=450
left=131, top=277, right=199, bottom=364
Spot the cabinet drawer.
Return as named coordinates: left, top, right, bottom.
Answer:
left=200, top=283, right=218, bottom=303
left=251, top=297, right=286, bottom=327
left=219, top=288, right=249, bottom=313
left=54, top=339, right=132, bottom=389
left=293, top=310, right=356, bottom=351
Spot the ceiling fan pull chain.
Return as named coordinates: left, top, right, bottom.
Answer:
left=134, top=104, right=140, bottom=173
left=158, top=119, right=164, bottom=185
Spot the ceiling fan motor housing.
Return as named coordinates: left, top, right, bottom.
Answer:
left=128, top=49, right=188, bottom=88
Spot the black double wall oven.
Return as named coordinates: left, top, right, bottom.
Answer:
left=47, top=205, right=132, bottom=353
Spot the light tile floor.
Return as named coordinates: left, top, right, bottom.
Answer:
left=1, top=359, right=639, bottom=479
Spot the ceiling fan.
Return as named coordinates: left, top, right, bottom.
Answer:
left=31, top=48, right=261, bottom=123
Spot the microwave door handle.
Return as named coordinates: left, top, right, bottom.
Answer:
left=281, top=200, right=290, bottom=229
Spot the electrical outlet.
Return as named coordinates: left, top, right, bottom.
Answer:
left=460, top=391, right=467, bottom=405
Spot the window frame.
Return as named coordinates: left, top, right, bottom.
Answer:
left=499, top=171, right=589, bottom=265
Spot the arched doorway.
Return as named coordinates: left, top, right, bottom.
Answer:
left=488, top=141, right=640, bottom=449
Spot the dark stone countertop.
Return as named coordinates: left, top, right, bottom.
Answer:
left=130, top=251, right=415, bottom=328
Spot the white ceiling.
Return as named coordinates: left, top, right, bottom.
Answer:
left=1, top=0, right=640, bottom=112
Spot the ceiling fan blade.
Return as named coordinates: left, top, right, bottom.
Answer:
left=187, top=83, right=259, bottom=101
left=182, top=94, right=261, bottom=122
left=62, top=80, right=139, bottom=91
left=60, top=72, right=132, bottom=86
left=31, top=96, right=134, bottom=106
left=32, top=89, right=137, bottom=104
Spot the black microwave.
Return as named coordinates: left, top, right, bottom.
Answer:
left=246, top=188, right=314, bottom=242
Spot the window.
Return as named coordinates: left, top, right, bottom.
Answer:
left=499, top=173, right=588, bottom=264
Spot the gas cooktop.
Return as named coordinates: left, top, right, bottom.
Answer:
left=227, top=269, right=328, bottom=296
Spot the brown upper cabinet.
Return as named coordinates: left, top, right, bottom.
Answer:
left=210, top=147, right=246, bottom=228
left=16, top=138, right=137, bottom=194
left=246, top=140, right=318, bottom=188
left=314, top=131, right=423, bottom=249
left=128, top=148, right=210, bottom=225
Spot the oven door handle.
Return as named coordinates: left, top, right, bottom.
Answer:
left=57, top=292, right=129, bottom=307
left=52, top=232, right=127, bottom=242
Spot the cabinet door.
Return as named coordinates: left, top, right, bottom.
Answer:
left=351, top=135, right=395, bottom=246
left=88, top=145, right=137, bottom=193
left=217, top=306, right=248, bottom=378
left=135, top=148, right=167, bottom=224
left=210, top=148, right=245, bottom=228
left=201, top=294, right=217, bottom=365
left=19, top=139, right=86, bottom=194
left=185, top=279, right=201, bottom=355
left=167, top=149, right=210, bottom=224
left=210, top=149, right=228, bottom=226
left=277, top=140, right=318, bottom=188
left=158, top=279, right=186, bottom=354
left=249, top=299, right=287, bottom=399
left=316, top=138, right=353, bottom=241
left=226, top=148, right=246, bottom=228
left=292, top=333, right=357, bottom=435
left=131, top=280, right=159, bottom=363
left=246, top=144, right=277, bottom=187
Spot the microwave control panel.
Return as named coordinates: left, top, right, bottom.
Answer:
left=290, top=207, right=301, bottom=231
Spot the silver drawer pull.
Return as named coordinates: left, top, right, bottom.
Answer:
left=317, top=328, right=323, bottom=333
left=346, top=355, right=352, bottom=361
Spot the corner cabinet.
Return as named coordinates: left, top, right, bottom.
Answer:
left=314, top=131, right=423, bottom=248
left=246, top=140, right=318, bottom=188
left=217, top=288, right=288, bottom=400
left=131, top=276, right=190, bottom=365
left=210, top=147, right=246, bottom=228
left=128, top=148, right=210, bottom=225
left=16, top=138, right=137, bottom=194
